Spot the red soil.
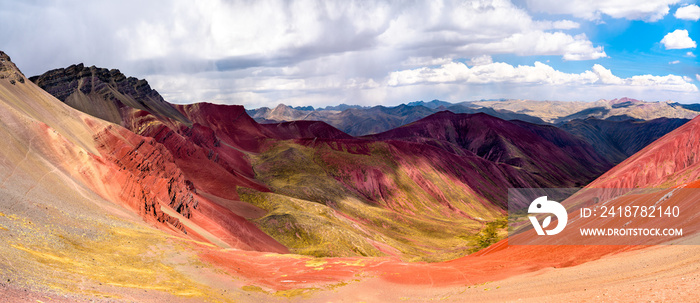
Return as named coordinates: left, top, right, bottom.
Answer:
left=198, top=240, right=635, bottom=291
left=192, top=194, right=288, bottom=253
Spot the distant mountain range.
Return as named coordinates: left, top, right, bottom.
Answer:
left=248, top=98, right=699, bottom=136
left=247, top=102, right=548, bottom=136
left=468, top=98, right=700, bottom=123
left=247, top=99, right=696, bottom=168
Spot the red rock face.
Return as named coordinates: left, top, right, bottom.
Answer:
left=84, top=122, right=288, bottom=253
left=589, top=115, right=700, bottom=188
left=176, top=103, right=271, bottom=152
left=105, top=120, right=289, bottom=252
left=92, top=125, right=195, bottom=231
left=137, top=121, right=268, bottom=199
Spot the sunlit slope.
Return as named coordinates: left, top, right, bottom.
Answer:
left=0, top=55, right=102, bottom=155
left=0, top=52, right=248, bottom=301
left=587, top=114, right=700, bottom=188
left=243, top=139, right=504, bottom=261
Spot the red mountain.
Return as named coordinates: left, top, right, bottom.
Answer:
left=558, top=116, right=690, bottom=164
left=588, top=115, right=700, bottom=188
left=22, top=59, right=287, bottom=254
left=30, top=64, right=612, bottom=261
left=368, top=111, right=612, bottom=188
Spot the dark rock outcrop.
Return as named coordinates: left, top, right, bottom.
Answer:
left=0, top=51, right=26, bottom=85
left=30, top=64, right=191, bottom=125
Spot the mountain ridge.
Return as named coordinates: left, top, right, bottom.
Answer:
left=30, top=64, right=191, bottom=126
left=368, top=111, right=612, bottom=187
left=248, top=97, right=699, bottom=136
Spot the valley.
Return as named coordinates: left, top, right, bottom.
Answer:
left=0, top=50, right=698, bottom=302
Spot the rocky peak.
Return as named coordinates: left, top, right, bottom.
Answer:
left=268, top=103, right=309, bottom=121
left=272, top=103, right=292, bottom=112
left=30, top=64, right=154, bottom=103
left=30, top=64, right=191, bottom=126
left=0, top=51, right=26, bottom=85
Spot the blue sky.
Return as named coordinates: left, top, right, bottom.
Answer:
left=1, top=0, right=698, bottom=108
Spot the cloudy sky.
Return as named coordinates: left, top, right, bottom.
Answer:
left=1, top=0, right=699, bottom=108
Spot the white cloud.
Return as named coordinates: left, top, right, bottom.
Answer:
left=148, top=57, right=699, bottom=108
left=459, top=31, right=607, bottom=60
left=387, top=60, right=698, bottom=93
left=468, top=55, right=494, bottom=66
left=112, top=0, right=605, bottom=66
left=372, top=0, right=603, bottom=61
left=526, top=0, right=681, bottom=21
left=551, top=20, right=581, bottom=30
left=687, top=52, right=697, bottom=57
left=661, top=30, right=697, bottom=49
left=0, top=0, right=608, bottom=75
left=401, top=56, right=453, bottom=67
left=627, top=74, right=698, bottom=91
left=535, top=20, right=581, bottom=30
left=669, top=60, right=681, bottom=64
left=697, top=74, right=700, bottom=82
left=591, top=64, right=623, bottom=84
left=675, top=4, right=700, bottom=21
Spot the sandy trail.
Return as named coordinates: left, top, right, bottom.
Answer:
left=300, top=238, right=700, bottom=302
